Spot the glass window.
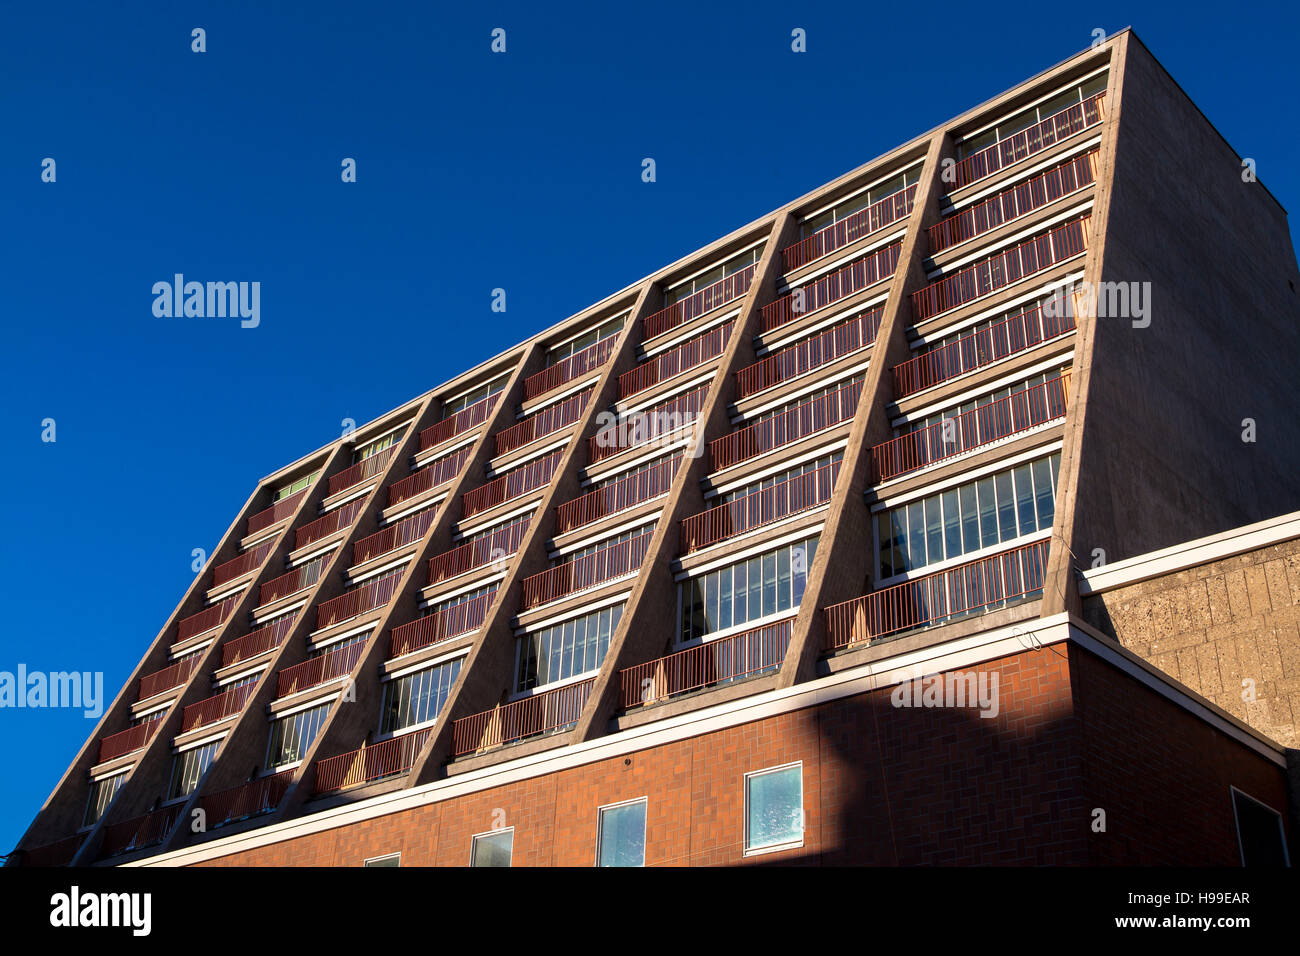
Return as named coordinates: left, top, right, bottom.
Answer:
left=272, top=472, right=318, bottom=503
left=83, top=773, right=127, bottom=828
left=266, top=702, right=331, bottom=768
left=471, top=829, right=514, bottom=867
left=677, top=536, right=819, bottom=642
left=168, top=741, right=219, bottom=800
left=745, top=764, right=803, bottom=852
left=364, top=853, right=400, bottom=867
left=516, top=605, right=624, bottom=692
left=597, top=799, right=647, bottom=867
left=380, top=657, right=463, bottom=734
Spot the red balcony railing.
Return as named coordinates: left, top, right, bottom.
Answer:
left=461, top=450, right=563, bottom=518
left=387, top=447, right=472, bottom=507
left=181, top=682, right=258, bottom=733
left=761, top=241, right=901, bottom=333
left=643, top=263, right=758, bottom=339
left=100, top=805, right=182, bottom=857
left=313, top=728, right=432, bottom=793
left=524, top=335, right=619, bottom=400
left=825, top=538, right=1050, bottom=649
left=930, top=149, right=1099, bottom=252
left=389, top=589, right=496, bottom=657
left=870, top=375, right=1069, bottom=482
left=494, top=389, right=592, bottom=456
left=276, top=638, right=369, bottom=697
left=138, top=655, right=201, bottom=701
left=589, top=384, right=709, bottom=464
left=221, top=614, right=296, bottom=667
left=737, top=306, right=881, bottom=398
left=211, top=541, right=273, bottom=587
left=176, top=593, right=241, bottom=641
left=681, top=460, right=840, bottom=553
left=911, top=216, right=1090, bottom=322
left=520, top=527, right=655, bottom=609
left=328, top=447, right=396, bottom=496
left=710, top=378, right=862, bottom=471
left=891, top=302, right=1076, bottom=398
left=295, top=497, right=366, bottom=550
left=201, top=770, right=293, bottom=828
left=620, top=620, right=792, bottom=708
left=420, top=394, right=497, bottom=451
left=783, top=184, right=918, bottom=272
left=352, top=506, right=439, bottom=565
left=452, top=677, right=595, bottom=756
left=315, top=569, right=404, bottom=630
left=427, top=516, right=530, bottom=585
left=556, top=455, right=680, bottom=533
left=618, top=321, right=734, bottom=399
left=258, top=558, right=324, bottom=606
left=19, top=834, right=83, bottom=867
left=247, top=487, right=308, bottom=536
left=98, top=719, right=163, bottom=763
left=949, top=91, right=1106, bottom=191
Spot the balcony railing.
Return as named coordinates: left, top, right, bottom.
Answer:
left=589, top=384, right=709, bottom=464
left=681, top=460, right=840, bottom=553
left=352, top=506, right=438, bottom=565
left=98, top=719, right=163, bottom=763
left=949, top=91, right=1105, bottom=192
left=276, top=638, right=368, bottom=697
left=100, top=806, right=182, bottom=858
left=783, top=184, right=918, bottom=272
left=452, top=677, right=595, bottom=756
left=461, top=449, right=563, bottom=518
left=825, top=539, right=1050, bottom=649
left=930, top=149, right=1098, bottom=252
left=911, top=216, right=1090, bottom=322
left=258, top=559, right=323, bottom=606
left=247, top=488, right=308, bottom=536
left=211, top=541, right=273, bottom=588
left=620, top=620, right=792, bottom=708
left=420, top=394, right=497, bottom=451
left=556, top=455, right=680, bottom=533
left=494, top=389, right=592, bottom=456
left=524, top=335, right=619, bottom=400
left=891, top=302, right=1076, bottom=398
left=221, top=614, right=296, bottom=667
left=389, top=589, right=496, bottom=657
left=427, top=516, right=530, bottom=585
left=201, top=770, right=293, bottom=828
left=870, top=375, right=1069, bottom=483
left=19, top=834, right=83, bottom=867
left=618, top=321, right=734, bottom=399
left=314, top=728, right=433, bottom=793
left=295, top=498, right=366, bottom=550
left=761, top=241, right=901, bottom=333
left=181, top=682, right=257, bottom=733
left=328, top=447, right=396, bottom=496
left=315, top=569, right=404, bottom=630
left=710, top=378, right=862, bottom=471
left=737, top=306, right=881, bottom=398
left=138, top=655, right=201, bottom=701
left=176, top=593, right=241, bottom=641
left=643, top=263, right=758, bottom=339
left=520, top=527, right=655, bottom=609
left=387, top=447, right=471, bottom=507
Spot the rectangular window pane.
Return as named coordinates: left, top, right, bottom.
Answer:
left=925, top=495, right=943, bottom=564
left=746, top=765, right=803, bottom=851
left=598, top=800, right=647, bottom=867
left=471, top=830, right=513, bottom=867
left=1033, top=458, right=1055, bottom=530
left=996, top=470, right=1017, bottom=542
left=907, top=501, right=926, bottom=568
left=1014, top=464, right=1037, bottom=534
left=943, top=490, right=962, bottom=560
left=960, top=484, right=980, bottom=553
left=978, top=477, right=998, bottom=549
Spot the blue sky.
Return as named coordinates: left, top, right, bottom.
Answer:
left=1, top=0, right=1296, bottom=853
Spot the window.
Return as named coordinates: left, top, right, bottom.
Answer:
left=444, top=374, right=510, bottom=416
left=679, top=536, right=818, bottom=642
left=353, top=430, right=400, bottom=464
left=470, top=829, right=514, bottom=867
left=720, top=453, right=842, bottom=508
left=272, top=472, right=318, bottom=503
left=168, top=741, right=219, bottom=800
left=597, top=798, right=647, bottom=867
left=802, top=168, right=921, bottom=237
left=515, top=604, right=623, bottom=692
left=548, top=315, right=625, bottom=363
left=960, top=74, right=1107, bottom=157
left=83, top=772, right=127, bottom=828
left=364, top=853, right=401, bottom=867
left=266, top=701, right=332, bottom=768
left=380, top=656, right=464, bottom=734
left=745, top=763, right=804, bottom=854
left=1231, top=788, right=1290, bottom=866
left=663, top=247, right=762, bottom=306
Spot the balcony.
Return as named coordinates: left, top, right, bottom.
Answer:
left=177, top=593, right=240, bottom=641
left=420, top=395, right=497, bottom=451
left=589, top=384, right=709, bottom=465
left=258, top=559, right=323, bottom=607
left=387, top=447, right=471, bottom=507
left=313, top=728, right=432, bottom=793
left=211, top=541, right=273, bottom=588
left=524, top=335, right=618, bottom=400
left=19, top=834, right=83, bottom=867
left=295, top=498, right=366, bottom=550
left=870, top=375, right=1069, bottom=483
left=200, top=771, right=293, bottom=828
left=556, top=456, right=679, bottom=533
left=620, top=620, right=792, bottom=708
left=930, top=149, right=1098, bottom=253
left=352, top=507, right=438, bottom=565
left=389, top=589, right=496, bottom=657
left=137, top=656, right=201, bottom=701
left=98, top=719, right=163, bottom=763
left=825, top=539, right=1050, bottom=649
left=276, top=639, right=368, bottom=697
left=247, top=488, right=307, bottom=536
left=643, top=263, right=758, bottom=340
left=520, top=527, right=655, bottom=609
left=911, top=216, right=1090, bottom=322
left=461, top=450, right=563, bottom=518
left=315, top=569, right=404, bottom=630
left=452, top=677, right=595, bottom=756
left=427, top=517, right=530, bottom=585
left=681, top=460, right=840, bottom=553
left=619, top=321, right=734, bottom=399
left=328, top=447, right=396, bottom=497
left=494, top=388, right=592, bottom=456
left=181, top=682, right=257, bottom=733
left=100, top=806, right=181, bottom=858
left=891, top=302, right=1076, bottom=398
left=710, top=378, right=862, bottom=472
left=736, top=307, right=881, bottom=399
left=949, top=91, right=1105, bottom=191
left=761, top=241, right=901, bottom=333
left=221, top=615, right=296, bottom=667
left=783, top=185, right=917, bottom=272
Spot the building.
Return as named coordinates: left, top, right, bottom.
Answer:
left=11, top=28, right=1299, bottom=867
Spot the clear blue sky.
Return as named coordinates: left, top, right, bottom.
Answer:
left=1, top=0, right=1296, bottom=853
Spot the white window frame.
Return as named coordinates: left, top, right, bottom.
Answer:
left=595, top=796, right=648, bottom=868
left=469, top=827, right=515, bottom=867
left=743, top=761, right=805, bottom=857
left=363, top=852, right=401, bottom=867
